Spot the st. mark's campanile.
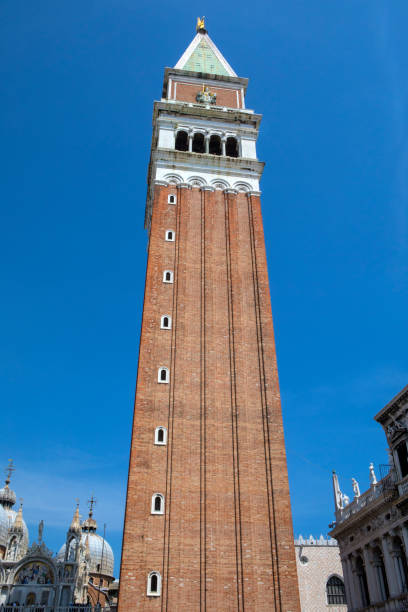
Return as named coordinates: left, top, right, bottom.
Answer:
left=119, top=20, right=300, bottom=612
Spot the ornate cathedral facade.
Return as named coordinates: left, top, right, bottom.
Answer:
left=0, top=463, right=116, bottom=609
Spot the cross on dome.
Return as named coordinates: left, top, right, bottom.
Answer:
left=4, top=459, right=15, bottom=487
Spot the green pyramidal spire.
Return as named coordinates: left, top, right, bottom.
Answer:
left=174, top=21, right=237, bottom=78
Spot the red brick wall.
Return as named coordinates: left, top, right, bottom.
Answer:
left=172, top=81, right=242, bottom=108
left=119, top=185, right=300, bottom=611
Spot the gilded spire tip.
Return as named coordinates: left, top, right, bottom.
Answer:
left=196, top=16, right=206, bottom=33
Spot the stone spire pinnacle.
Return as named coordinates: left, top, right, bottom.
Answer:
left=69, top=500, right=81, bottom=533
left=13, top=500, right=24, bottom=531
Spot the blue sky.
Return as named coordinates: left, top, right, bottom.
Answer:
left=1, top=0, right=407, bottom=575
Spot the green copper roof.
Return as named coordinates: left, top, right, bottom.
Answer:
left=182, top=39, right=230, bottom=76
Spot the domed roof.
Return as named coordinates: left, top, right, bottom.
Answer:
left=0, top=461, right=29, bottom=557
left=57, top=533, right=114, bottom=577
left=0, top=484, right=16, bottom=508
left=0, top=504, right=8, bottom=549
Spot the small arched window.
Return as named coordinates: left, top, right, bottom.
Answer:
left=326, top=576, right=346, bottom=605
left=161, top=315, right=171, bottom=329
left=226, top=136, right=239, bottom=158
left=147, top=571, right=161, bottom=596
left=192, top=133, right=205, bottom=154
left=151, top=493, right=164, bottom=515
left=175, top=131, right=188, bottom=152
left=155, top=426, right=167, bottom=445
left=163, top=270, right=173, bottom=283
left=209, top=134, right=222, bottom=156
left=168, top=194, right=176, bottom=205
left=165, top=230, right=175, bottom=242
left=158, top=367, right=169, bottom=384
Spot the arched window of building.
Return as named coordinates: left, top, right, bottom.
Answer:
left=163, top=270, right=173, bottom=283
left=155, top=426, right=167, bottom=445
left=158, top=367, right=169, bottom=383
left=372, top=547, right=390, bottom=600
left=151, top=493, right=164, bottom=515
left=175, top=131, right=188, bottom=152
left=165, top=230, right=175, bottom=242
left=192, top=133, right=205, bottom=154
left=392, top=536, right=408, bottom=593
left=209, top=134, right=222, bottom=156
left=147, top=571, right=161, bottom=596
left=396, top=441, right=408, bottom=478
left=168, top=194, right=176, bottom=205
left=326, top=575, right=346, bottom=604
left=356, top=555, right=370, bottom=607
left=161, top=315, right=171, bottom=329
left=226, top=136, right=239, bottom=158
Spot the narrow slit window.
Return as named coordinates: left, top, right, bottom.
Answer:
left=168, top=194, right=177, bottom=205
left=158, top=367, right=169, bottom=383
left=147, top=572, right=161, bottom=596
left=163, top=270, right=173, bottom=283
left=155, top=426, right=167, bottom=445
left=151, top=493, right=164, bottom=515
left=165, top=230, right=175, bottom=242
left=161, top=315, right=171, bottom=329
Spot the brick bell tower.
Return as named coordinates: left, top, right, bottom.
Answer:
left=119, top=19, right=300, bottom=612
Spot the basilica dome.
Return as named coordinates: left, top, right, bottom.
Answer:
left=58, top=504, right=114, bottom=577
left=57, top=532, right=114, bottom=576
left=0, top=475, right=29, bottom=556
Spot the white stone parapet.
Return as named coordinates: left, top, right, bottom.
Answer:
left=294, top=534, right=338, bottom=546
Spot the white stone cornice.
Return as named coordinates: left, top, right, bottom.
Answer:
left=154, top=180, right=169, bottom=187
left=200, top=185, right=215, bottom=192
left=247, top=190, right=262, bottom=197
left=224, top=188, right=238, bottom=195
left=177, top=182, right=192, bottom=190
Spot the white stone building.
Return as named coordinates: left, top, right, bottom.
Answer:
left=295, top=535, right=347, bottom=611
left=330, top=384, right=408, bottom=611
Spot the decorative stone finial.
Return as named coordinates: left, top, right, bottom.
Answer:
left=13, top=501, right=24, bottom=531
left=38, top=519, right=44, bottom=543
left=69, top=501, right=81, bottom=533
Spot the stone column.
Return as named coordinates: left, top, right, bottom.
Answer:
left=188, top=130, right=193, bottom=152
left=221, top=137, right=226, bottom=156
left=205, top=133, right=210, bottom=154
left=382, top=533, right=400, bottom=597
left=399, top=523, right=408, bottom=560
left=363, top=545, right=380, bottom=605
left=350, top=555, right=365, bottom=610
left=342, top=556, right=357, bottom=610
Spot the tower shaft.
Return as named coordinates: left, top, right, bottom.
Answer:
left=119, top=28, right=300, bottom=612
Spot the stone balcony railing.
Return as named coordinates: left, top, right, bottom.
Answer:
left=336, top=470, right=398, bottom=525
